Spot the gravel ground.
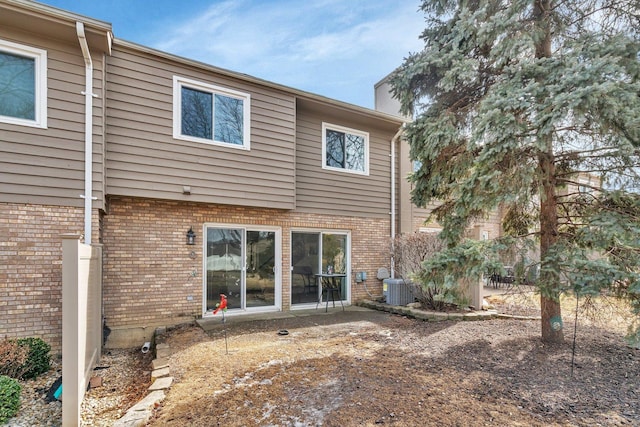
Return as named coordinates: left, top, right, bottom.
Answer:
left=5, top=291, right=639, bottom=426
left=5, top=348, right=152, bottom=427
left=5, top=359, right=62, bottom=427
left=80, top=349, right=153, bottom=426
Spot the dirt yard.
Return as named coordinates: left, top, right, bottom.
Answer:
left=141, top=295, right=639, bottom=427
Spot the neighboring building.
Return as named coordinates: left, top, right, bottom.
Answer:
left=374, top=75, right=504, bottom=241
left=1, top=0, right=410, bottom=350
left=562, top=171, right=601, bottom=197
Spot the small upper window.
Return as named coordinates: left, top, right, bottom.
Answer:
left=322, top=123, right=369, bottom=175
left=578, top=176, right=597, bottom=194
left=173, top=76, right=250, bottom=149
left=0, top=39, right=47, bottom=128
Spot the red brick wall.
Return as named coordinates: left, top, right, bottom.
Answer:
left=0, top=202, right=85, bottom=353
left=102, top=197, right=391, bottom=329
left=0, top=197, right=392, bottom=351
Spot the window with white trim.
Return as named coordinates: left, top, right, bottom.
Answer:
left=322, top=122, right=369, bottom=175
left=578, top=177, right=596, bottom=194
left=173, top=76, right=250, bottom=149
left=418, top=227, right=442, bottom=234
left=0, top=39, right=47, bottom=128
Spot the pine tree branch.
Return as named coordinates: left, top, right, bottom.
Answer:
left=555, top=147, right=620, bottom=160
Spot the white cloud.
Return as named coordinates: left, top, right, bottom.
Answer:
left=151, top=0, right=424, bottom=107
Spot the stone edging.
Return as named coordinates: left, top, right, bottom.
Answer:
left=358, top=300, right=500, bottom=321
left=495, top=313, right=542, bottom=320
left=113, top=329, right=174, bottom=427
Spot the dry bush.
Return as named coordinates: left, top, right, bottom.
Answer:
left=0, top=339, right=29, bottom=379
left=391, top=232, right=459, bottom=310
left=392, top=232, right=444, bottom=280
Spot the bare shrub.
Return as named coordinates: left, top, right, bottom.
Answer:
left=392, top=232, right=458, bottom=310
left=0, top=339, right=29, bottom=379
left=393, top=232, right=444, bottom=279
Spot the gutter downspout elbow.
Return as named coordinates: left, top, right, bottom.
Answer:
left=77, top=22, right=94, bottom=245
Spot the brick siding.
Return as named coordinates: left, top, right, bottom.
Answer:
left=0, top=202, right=85, bottom=353
left=103, top=197, right=391, bottom=329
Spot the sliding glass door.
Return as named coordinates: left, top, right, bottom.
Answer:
left=246, top=230, right=276, bottom=308
left=322, top=233, right=347, bottom=300
left=291, top=231, right=349, bottom=306
left=205, top=226, right=278, bottom=313
left=291, top=232, right=320, bottom=304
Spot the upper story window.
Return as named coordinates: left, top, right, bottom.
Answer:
left=173, top=76, right=250, bottom=149
left=0, top=39, right=47, bottom=128
left=322, top=122, right=369, bottom=175
left=578, top=176, right=598, bottom=194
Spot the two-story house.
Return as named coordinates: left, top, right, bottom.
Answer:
left=1, top=0, right=410, bottom=350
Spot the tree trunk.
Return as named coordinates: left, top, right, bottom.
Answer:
left=534, top=0, right=564, bottom=343
left=539, top=149, right=563, bottom=343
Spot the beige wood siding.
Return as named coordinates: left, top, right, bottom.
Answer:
left=295, top=102, right=399, bottom=218
left=0, top=27, right=106, bottom=209
left=105, top=45, right=296, bottom=210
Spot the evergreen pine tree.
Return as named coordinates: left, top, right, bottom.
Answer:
left=391, top=0, right=640, bottom=343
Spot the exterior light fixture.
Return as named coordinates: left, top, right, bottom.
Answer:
left=186, top=227, right=196, bottom=245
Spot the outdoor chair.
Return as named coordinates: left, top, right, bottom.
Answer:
left=293, top=265, right=316, bottom=294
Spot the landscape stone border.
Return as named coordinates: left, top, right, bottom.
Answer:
left=357, top=300, right=541, bottom=321
left=357, top=300, right=498, bottom=321
left=113, top=330, right=173, bottom=427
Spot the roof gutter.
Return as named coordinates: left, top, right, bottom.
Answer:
left=113, top=38, right=409, bottom=126
left=77, top=21, right=96, bottom=244
left=4, top=0, right=112, bottom=31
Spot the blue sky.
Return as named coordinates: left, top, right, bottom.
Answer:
left=38, top=0, right=426, bottom=109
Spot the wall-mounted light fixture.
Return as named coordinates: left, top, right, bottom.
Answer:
left=186, top=227, right=196, bottom=245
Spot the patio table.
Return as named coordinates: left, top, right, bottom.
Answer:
left=314, top=273, right=346, bottom=312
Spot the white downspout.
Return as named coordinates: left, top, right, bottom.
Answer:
left=76, top=22, right=95, bottom=245
left=390, top=127, right=403, bottom=279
